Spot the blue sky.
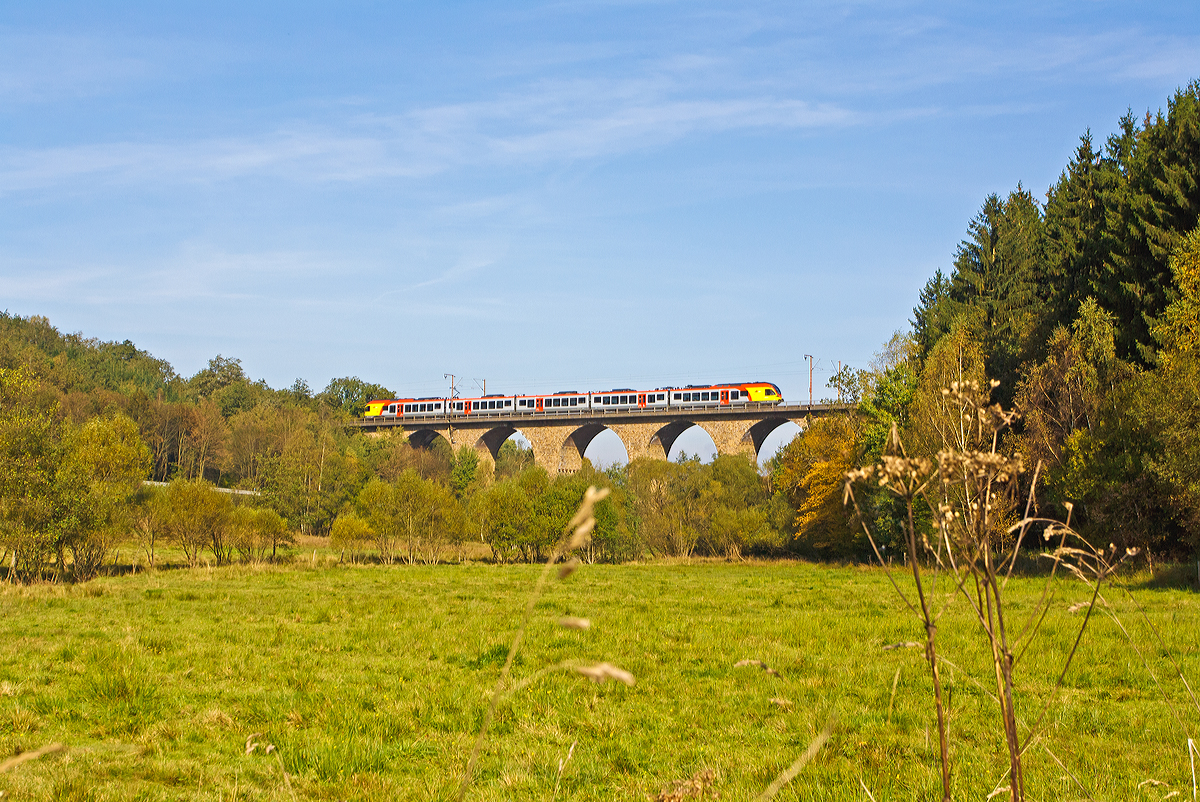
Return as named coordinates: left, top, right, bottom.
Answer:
left=2, top=1, right=1198, bottom=462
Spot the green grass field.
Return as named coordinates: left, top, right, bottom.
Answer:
left=1, top=552, right=1197, bottom=801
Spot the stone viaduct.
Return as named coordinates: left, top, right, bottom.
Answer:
left=349, top=403, right=850, bottom=473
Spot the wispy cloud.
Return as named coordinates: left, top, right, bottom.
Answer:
left=0, top=68, right=856, bottom=194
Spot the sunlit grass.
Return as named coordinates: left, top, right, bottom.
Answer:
left=0, top=557, right=1196, bottom=800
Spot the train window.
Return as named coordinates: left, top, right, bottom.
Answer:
left=731, top=390, right=739, bottom=400
left=402, top=405, right=409, bottom=413
left=436, top=403, right=441, bottom=410
left=569, top=398, right=576, bottom=406
left=699, top=392, right=706, bottom=401
left=490, top=401, right=497, bottom=409
left=421, top=404, right=428, bottom=412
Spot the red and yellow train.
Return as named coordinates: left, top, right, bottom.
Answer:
left=362, top=381, right=783, bottom=419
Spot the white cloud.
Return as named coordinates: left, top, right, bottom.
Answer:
left=0, top=64, right=857, bottom=194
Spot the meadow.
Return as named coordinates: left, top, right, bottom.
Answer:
left=1, top=551, right=1197, bottom=801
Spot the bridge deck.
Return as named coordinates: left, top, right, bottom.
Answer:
left=347, top=402, right=850, bottom=430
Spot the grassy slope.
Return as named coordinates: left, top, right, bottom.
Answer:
left=0, top=558, right=1196, bottom=801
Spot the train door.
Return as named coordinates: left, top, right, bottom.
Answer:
left=464, top=401, right=472, bottom=415
left=637, top=393, right=646, bottom=408
left=720, top=390, right=729, bottom=405
left=536, top=397, right=543, bottom=412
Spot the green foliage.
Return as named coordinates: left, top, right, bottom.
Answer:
left=948, top=187, right=1049, bottom=398
left=858, top=362, right=919, bottom=462
left=353, top=471, right=462, bottom=564
left=450, top=446, right=479, bottom=499
left=912, top=269, right=955, bottom=358
left=229, top=506, right=293, bottom=563
left=329, top=511, right=373, bottom=559
left=0, top=366, right=61, bottom=579
left=495, top=438, right=535, bottom=480
left=188, top=355, right=247, bottom=399
left=164, top=479, right=233, bottom=567
left=55, top=414, right=152, bottom=580
left=0, top=312, right=179, bottom=398
left=1107, top=83, right=1200, bottom=360
left=317, top=376, right=395, bottom=417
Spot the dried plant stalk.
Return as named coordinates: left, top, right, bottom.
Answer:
left=455, top=486, right=610, bottom=801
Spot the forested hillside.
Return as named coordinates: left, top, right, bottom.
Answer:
left=3, top=79, right=1199, bottom=581
left=0, top=312, right=791, bottom=580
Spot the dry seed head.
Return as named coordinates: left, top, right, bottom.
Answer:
left=558, top=616, right=591, bottom=630
left=566, top=517, right=595, bottom=550
left=566, top=486, right=610, bottom=532
left=936, top=449, right=1024, bottom=483
left=557, top=556, right=581, bottom=580
left=735, top=658, right=782, bottom=677
left=575, top=662, right=635, bottom=686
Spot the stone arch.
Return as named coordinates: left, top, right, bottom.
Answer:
left=647, top=421, right=694, bottom=461
left=408, top=428, right=450, bottom=451
left=473, top=425, right=517, bottom=462
left=742, top=416, right=808, bottom=457
left=557, top=423, right=608, bottom=473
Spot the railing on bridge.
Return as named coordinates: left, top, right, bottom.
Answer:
left=347, top=401, right=851, bottom=427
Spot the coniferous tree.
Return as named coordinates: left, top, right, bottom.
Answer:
left=1106, top=82, right=1200, bottom=361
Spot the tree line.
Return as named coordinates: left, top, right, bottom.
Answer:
left=774, top=79, right=1200, bottom=562
left=0, top=312, right=800, bottom=579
